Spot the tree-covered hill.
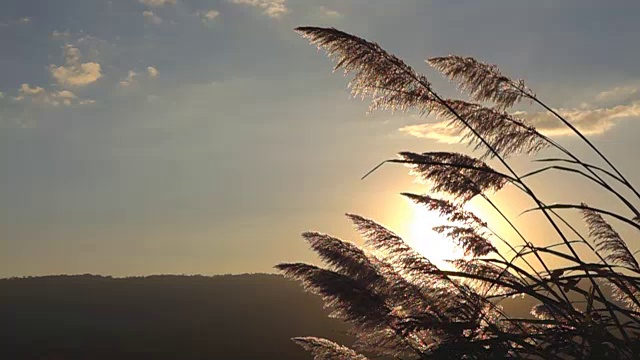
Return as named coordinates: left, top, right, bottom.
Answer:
left=0, top=274, right=353, bottom=359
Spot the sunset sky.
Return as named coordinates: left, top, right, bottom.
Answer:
left=3, top=0, right=640, bottom=277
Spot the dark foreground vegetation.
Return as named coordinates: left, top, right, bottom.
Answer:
left=278, top=27, right=640, bottom=359
left=0, top=274, right=353, bottom=359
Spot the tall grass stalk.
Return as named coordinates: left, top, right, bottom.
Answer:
left=277, top=27, right=640, bottom=359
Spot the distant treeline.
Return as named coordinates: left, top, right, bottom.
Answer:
left=0, top=274, right=353, bottom=359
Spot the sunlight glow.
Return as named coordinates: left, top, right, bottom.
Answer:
left=403, top=202, right=464, bottom=269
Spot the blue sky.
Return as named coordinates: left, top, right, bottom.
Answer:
left=3, top=0, right=640, bottom=277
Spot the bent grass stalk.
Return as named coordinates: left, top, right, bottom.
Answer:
left=277, top=27, right=640, bottom=359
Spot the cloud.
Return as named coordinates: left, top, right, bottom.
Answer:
left=139, top=0, right=176, bottom=7
left=147, top=66, right=159, bottom=78
left=51, top=30, right=71, bottom=39
left=49, top=45, right=102, bottom=87
left=0, top=17, right=32, bottom=27
left=592, top=85, right=640, bottom=110
left=15, top=84, right=45, bottom=98
left=13, top=84, right=94, bottom=106
left=143, top=10, right=163, bottom=24
left=517, top=104, right=640, bottom=136
left=401, top=103, right=640, bottom=143
left=197, top=9, right=220, bottom=23
left=120, top=67, right=157, bottom=87
left=521, top=84, right=640, bottom=136
left=399, top=120, right=462, bottom=144
left=119, top=71, right=138, bottom=87
left=229, top=0, right=288, bottom=19
left=318, top=6, right=341, bottom=18
left=399, top=87, right=640, bottom=143
left=50, top=33, right=114, bottom=71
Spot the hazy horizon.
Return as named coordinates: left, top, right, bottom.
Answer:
left=3, top=0, right=640, bottom=278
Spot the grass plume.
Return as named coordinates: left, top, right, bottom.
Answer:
left=278, top=26, right=640, bottom=359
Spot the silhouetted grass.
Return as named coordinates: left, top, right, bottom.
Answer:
left=278, top=27, right=640, bottom=359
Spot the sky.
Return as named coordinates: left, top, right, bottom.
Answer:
left=2, top=0, right=640, bottom=277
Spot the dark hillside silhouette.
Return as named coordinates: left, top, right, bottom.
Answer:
left=0, top=274, right=353, bottom=359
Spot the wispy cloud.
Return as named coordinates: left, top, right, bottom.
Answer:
left=196, top=9, right=220, bottom=23
left=593, top=85, right=640, bottom=109
left=119, top=70, right=138, bottom=87
left=0, top=17, right=31, bottom=27
left=400, top=84, right=640, bottom=142
left=143, top=10, right=163, bottom=24
left=51, top=30, right=71, bottom=39
left=318, top=6, right=341, bottom=18
left=524, top=85, right=640, bottom=136
left=147, top=66, right=159, bottom=78
left=399, top=120, right=462, bottom=144
left=139, top=0, right=176, bottom=7
left=229, top=0, right=288, bottom=19
left=13, top=84, right=94, bottom=106
left=119, top=66, right=158, bottom=87
left=15, top=84, right=44, bottom=97
left=49, top=45, right=102, bottom=87
left=518, top=104, right=640, bottom=136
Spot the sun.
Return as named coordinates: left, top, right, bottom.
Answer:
left=400, top=201, right=465, bottom=269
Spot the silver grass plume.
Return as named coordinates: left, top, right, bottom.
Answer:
left=285, top=233, right=472, bottom=356
left=581, top=203, right=640, bottom=271
left=346, top=213, right=440, bottom=277
left=397, top=152, right=508, bottom=202
left=606, top=278, right=640, bottom=313
left=301, top=231, right=444, bottom=316
left=428, top=55, right=530, bottom=110
left=345, top=214, right=472, bottom=312
left=531, top=304, right=564, bottom=323
left=295, top=26, right=435, bottom=114
left=432, top=225, right=496, bottom=257
left=432, top=99, right=548, bottom=158
left=302, top=231, right=387, bottom=287
left=345, top=215, right=495, bottom=328
left=352, top=329, right=424, bottom=359
left=275, top=263, right=391, bottom=330
left=292, top=337, right=368, bottom=360
left=401, top=193, right=487, bottom=228
left=450, top=259, right=524, bottom=296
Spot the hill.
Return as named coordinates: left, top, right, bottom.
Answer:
left=0, top=274, right=353, bottom=359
